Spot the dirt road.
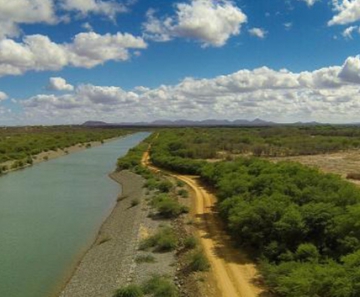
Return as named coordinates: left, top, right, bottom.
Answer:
left=142, top=151, right=267, bottom=297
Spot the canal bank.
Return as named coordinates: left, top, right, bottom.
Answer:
left=59, top=170, right=146, bottom=297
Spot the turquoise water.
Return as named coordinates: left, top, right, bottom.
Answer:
left=0, top=132, right=149, bottom=297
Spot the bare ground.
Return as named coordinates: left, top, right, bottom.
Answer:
left=269, top=150, right=360, bottom=186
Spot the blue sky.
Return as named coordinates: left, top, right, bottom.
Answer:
left=1, top=0, right=360, bottom=125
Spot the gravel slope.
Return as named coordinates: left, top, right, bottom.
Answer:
left=59, top=170, right=145, bottom=297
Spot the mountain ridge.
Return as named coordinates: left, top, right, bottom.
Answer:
left=82, top=119, right=327, bottom=127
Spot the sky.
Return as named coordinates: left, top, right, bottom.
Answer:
left=1, top=0, right=360, bottom=125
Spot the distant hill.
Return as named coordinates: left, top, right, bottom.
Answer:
left=82, top=119, right=277, bottom=127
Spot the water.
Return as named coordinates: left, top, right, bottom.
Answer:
left=0, top=132, right=150, bottom=297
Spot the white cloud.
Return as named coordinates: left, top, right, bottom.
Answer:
left=143, top=0, right=247, bottom=47
left=60, top=0, right=127, bottom=19
left=0, top=91, right=8, bottom=101
left=338, top=55, right=360, bottom=83
left=48, top=77, right=74, bottom=91
left=342, top=25, right=358, bottom=38
left=248, top=28, right=267, bottom=39
left=0, top=32, right=147, bottom=77
left=17, top=55, right=360, bottom=124
left=329, top=0, right=360, bottom=26
left=82, top=22, right=93, bottom=31
left=299, top=0, right=319, bottom=6
left=284, top=22, right=293, bottom=30
left=0, top=0, right=56, bottom=39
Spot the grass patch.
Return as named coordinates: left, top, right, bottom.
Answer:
left=114, top=284, right=143, bottom=297
left=187, top=249, right=210, bottom=272
left=142, top=275, right=178, bottom=297
left=135, top=254, right=156, bottom=263
left=139, top=226, right=177, bottom=252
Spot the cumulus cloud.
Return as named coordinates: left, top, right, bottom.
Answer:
left=16, top=55, right=360, bottom=124
left=338, top=55, right=360, bottom=83
left=60, top=0, right=127, bottom=19
left=48, top=77, right=74, bottom=91
left=248, top=28, right=267, bottom=39
left=0, top=0, right=56, bottom=39
left=0, top=91, right=8, bottom=101
left=143, top=0, right=247, bottom=47
left=329, top=0, right=360, bottom=26
left=0, top=32, right=147, bottom=77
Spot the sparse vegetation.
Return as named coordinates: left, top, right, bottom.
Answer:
left=113, top=284, right=143, bottom=297
left=187, top=249, right=210, bottom=272
left=177, top=189, right=188, bottom=198
left=142, top=275, right=178, bottom=297
left=184, top=236, right=197, bottom=249
left=139, top=226, right=177, bottom=252
left=135, top=254, right=156, bottom=263
left=151, top=194, right=188, bottom=218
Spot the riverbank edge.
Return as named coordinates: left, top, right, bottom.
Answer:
left=0, top=136, right=121, bottom=176
left=58, top=170, right=146, bottom=297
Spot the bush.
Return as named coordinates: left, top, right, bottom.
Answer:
left=114, top=284, right=143, bottom=297
left=142, top=275, right=178, bottom=297
left=139, top=226, right=177, bottom=252
left=184, top=236, right=197, bottom=249
left=152, top=194, right=188, bottom=218
left=188, top=250, right=210, bottom=272
left=176, top=180, right=185, bottom=187
left=177, top=189, right=189, bottom=198
left=157, top=180, right=173, bottom=193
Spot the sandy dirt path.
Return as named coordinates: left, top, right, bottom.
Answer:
left=142, top=151, right=267, bottom=297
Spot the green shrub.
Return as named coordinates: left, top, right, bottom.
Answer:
left=152, top=194, right=188, bottom=218
left=144, top=178, right=160, bottom=190
left=188, top=250, right=210, bottom=272
left=114, top=284, right=143, bottom=297
left=177, top=189, right=189, bottom=198
left=139, top=226, right=177, bottom=252
left=184, top=236, right=197, bottom=249
left=142, top=275, right=178, bottom=297
left=176, top=180, right=185, bottom=187
left=157, top=180, right=173, bottom=193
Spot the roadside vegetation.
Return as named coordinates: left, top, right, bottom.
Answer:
left=148, top=127, right=360, bottom=297
left=117, top=133, right=207, bottom=296
left=0, top=126, right=132, bottom=170
left=114, top=275, right=178, bottom=297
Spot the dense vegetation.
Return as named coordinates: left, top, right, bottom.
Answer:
left=150, top=126, right=360, bottom=160
left=0, top=126, right=131, bottom=165
left=149, top=127, right=360, bottom=297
